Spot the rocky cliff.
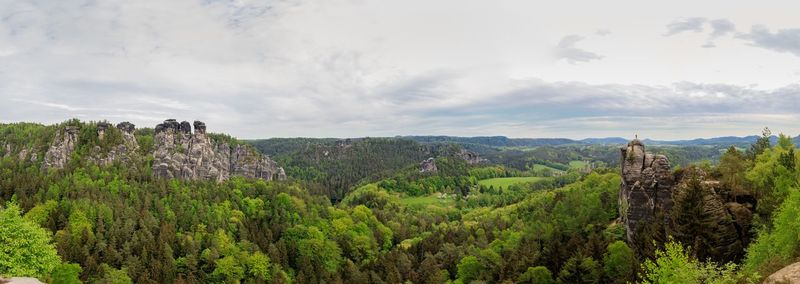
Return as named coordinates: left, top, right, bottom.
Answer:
left=152, top=119, right=285, bottom=182
left=619, top=139, right=674, bottom=242
left=619, top=139, right=753, bottom=261
left=36, top=119, right=285, bottom=182
left=42, top=126, right=79, bottom=169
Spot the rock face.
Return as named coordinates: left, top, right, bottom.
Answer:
left=89, top=122, right=140, bottom=166
left=42, top=126, right=80, bottom=170
left=619, top=139, right=754, bottom=261
left=766, top=262, right=800, bottom=284
left=619, top=139, right=674, bottom=242
left=420, top=157, right=438, bottom=173
left=456, top=149, right=488, bottom=165
left=152, top=119, right=285, bottom=182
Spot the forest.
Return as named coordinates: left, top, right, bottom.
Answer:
left=1, top=120, right=799, bottom=284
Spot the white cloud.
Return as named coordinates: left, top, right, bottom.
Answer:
left=0, top=0, right=799, bottom=139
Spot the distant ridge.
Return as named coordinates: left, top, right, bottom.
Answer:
left=402, top=135, right=800, bottom=147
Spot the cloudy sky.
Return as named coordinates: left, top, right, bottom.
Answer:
left=1, top=0, right=799, bottom=139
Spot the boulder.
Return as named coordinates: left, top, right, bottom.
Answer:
left=765, top=262, right=800, bottom=284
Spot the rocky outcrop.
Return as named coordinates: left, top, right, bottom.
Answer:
left=456, top=149, right=488, bottom=165
left=420, top=157, right=437, bottom=173
left=88, top=122, right=140, bottom=166
left=152, top=119, right=285, bottom=182
left=619, top=139, right=674, bottom=242
left=766, top=262, right=800, bottom=284
left=619, top=139, right=754, bottom=261
left=42, top=126, right=79, bottom=170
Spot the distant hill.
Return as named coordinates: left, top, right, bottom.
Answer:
left=403, top=135, right=800, bottom=148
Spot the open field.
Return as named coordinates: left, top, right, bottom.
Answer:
left=478, top=177, right=545, bottom=189
left=400, top=193, right=455, bottom=208
left=569, top=160, right=589, bottom=169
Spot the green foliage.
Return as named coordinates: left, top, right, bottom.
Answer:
left=456, top=255, right=482, bottom=283
left=95, top=264, right=133, bottom=284
left=746, top=127, right=772, bottom=160
left=0, top=203, right=61, bottom=278
left=477, top=176, right=544, bottom=189
left=641, top=241, right=754, bottom=284
left=49, top=262, right=82, bottom=284
left=556, top=256, right=600, bottom=283
left=603, top=241, right=636, bottom=283
left=744, top=185, right=800, bottom=278
left=746, top=134, right=799, bottom=223
left=518, top=266, right=554, bottom=284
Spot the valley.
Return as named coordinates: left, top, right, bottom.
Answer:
left=1, top=119, right=797, bottom=283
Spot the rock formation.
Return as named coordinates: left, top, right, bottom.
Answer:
left=420, top=157, right=438, bottom=173
left=456, top=149, right=488, bottom=165
left=89, top=122, right=140, bottom=166
left=36, top=119, right=285, bottom=183
left=42, top=126, right=79, bottom=170
left=619, top=139, right=674, bottom=242
left=619, top=139, right=754, bottom=261
left=765, top=262, right=800, bottom=284
left=671, top=167, right=751, bottom=261
left=152, top=119, right=285, bottom=182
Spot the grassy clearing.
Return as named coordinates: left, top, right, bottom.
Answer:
left=531, top=164, right=562, bottom=172
left=478, top=177, right=544, bottom=189
left=400, top=194, right=455, bottom=208
left=569, top=160, right=589, bottom=169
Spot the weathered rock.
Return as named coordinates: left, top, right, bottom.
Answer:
left=193, top=121, right=206, bottom=134
left=619, top=139, right=673, bottom=243
left=0, top=277, right=45, bottom=284
left=457, top=149, right=488, bottom=165
left=673, top=167, right=746, bottom=261
left=42, top=126, right=79, bottom=170
left=97, top=122, right=111, bottom=140
left=765, top=262, right=800, bottom=284
left=180, top=121, right=192, bottom=134
left=116, top=121, right=135, bottom=133
left=152, top=119, right=285, bottom=182
left=620, top=139, right=754, bottom=262
left=420, top=157, right=437, bottom=173
left=86, top=122, right=140, bottom=166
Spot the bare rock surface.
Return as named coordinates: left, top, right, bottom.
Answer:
left=420, top=157, right=438, bottom=173
left=619, top=139, right=673, bottom=242
left=37, top=119, right=285, bottom=183
left=619, top=139, right=754, bottom=261
left=152, top=119, right=285, bottom=182
left=766, top=262, right=800, bottom=284
left=42, top=126, right=79, bottom=169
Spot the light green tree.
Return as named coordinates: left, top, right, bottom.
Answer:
left=0, top=202, right=61, bottom=278
left=456, top=255, right=482, bottom=283
left=518, top=266, right=554, bottom=284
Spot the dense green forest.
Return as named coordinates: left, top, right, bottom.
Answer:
left=1, top=121, right=799, bottom=283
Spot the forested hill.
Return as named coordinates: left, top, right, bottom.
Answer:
left=1, top=119, right=800, bottom=283
left=248, top=138, right=478, bottom=200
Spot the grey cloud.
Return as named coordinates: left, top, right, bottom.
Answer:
left=709, top=19, right=735, bottom=38
left=555, top=35, right=603, bottom=64
left=665, top=17, right=706, bottom=36
left=739, top=25, right=800, bottom=57
left=702, top=18, right=736, bottom=48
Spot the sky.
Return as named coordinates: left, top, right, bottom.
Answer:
left=1, top=0, right=799, bottom=140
